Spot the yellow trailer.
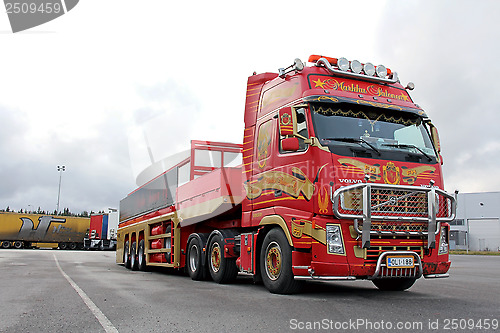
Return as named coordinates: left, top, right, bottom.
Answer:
left=0, top=212, right=90, bottom=249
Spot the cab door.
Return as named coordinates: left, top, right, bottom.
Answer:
left=272, top=106, right=315, bottom=214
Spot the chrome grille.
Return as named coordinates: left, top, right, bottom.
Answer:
left=333, top=183, right=456, bottom=249
left=334, top=183, right=455, bottom=222
left=366, top=244, right=423, bottom=263
left=370, top=221, right=428, bottom=234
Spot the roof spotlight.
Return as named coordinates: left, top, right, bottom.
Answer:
left=406, top=82, right=415, bottom=90
left=363, top=62, right=375, bottom=76
left=350, top=60, right=363, bottom=74
left=376, top=65, right=387, bottom=78
left=337, top=57, right=349, bottom=71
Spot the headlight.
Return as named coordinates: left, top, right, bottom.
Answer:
left=363, top=62, right=376, bottom=76
left=350, top=60, right=363, bottom=74
left=326, top=224, right=345, bottom=254
left=337, top=57, right=350, bottom=71
left=438, top=226, right=449, bottom=255
left=375, top=65, right=387, bottom=78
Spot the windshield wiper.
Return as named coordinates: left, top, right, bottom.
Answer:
left=324, top=137, right=381, bottom=155
left=382, top=143, right=433, bottom=161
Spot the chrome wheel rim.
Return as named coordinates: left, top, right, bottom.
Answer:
left=265, top=241, right=282, bottom=281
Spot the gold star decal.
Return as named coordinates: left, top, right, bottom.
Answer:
left=313, top=78, right=326, bottom=88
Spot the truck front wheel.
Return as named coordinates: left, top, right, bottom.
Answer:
left=260, top=228, right=303, bottom=294
left=208, top=234, right=238, bottom=284
left=372, top=278, right=416, bottom=291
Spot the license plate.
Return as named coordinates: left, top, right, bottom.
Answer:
left=386, top=256, right=414, bottom=268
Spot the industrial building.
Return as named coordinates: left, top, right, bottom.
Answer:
left=450, top=192, right=500, bottom=252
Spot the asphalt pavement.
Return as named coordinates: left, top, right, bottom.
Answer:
left=0, top=250, right=499, bottom=333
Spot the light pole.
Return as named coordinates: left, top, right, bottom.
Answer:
left=57, top=165, right=65, bottom=214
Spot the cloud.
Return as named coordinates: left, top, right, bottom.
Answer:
left=2, top=0, right=499, bottom=215
left=0, top=102, right=134, bottom=213
left=127, top=79, right=203, bottom=180
left=376, top=0, right=500, bottom=192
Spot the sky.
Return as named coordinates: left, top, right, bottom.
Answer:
left=0, top=0, right=499, bottom=214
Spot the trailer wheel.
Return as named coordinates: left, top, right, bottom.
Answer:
left=186, top=238, right=207, bottom=281
left=13, top=241, right=23, bottom=249
left=137, top=239, right=147, bottom=271
left=372, top=278, right=416, bottom=291
left=208, top=234, right=238, bottom=284
left=130, top=241, right=138, bottom=271
left=69, top=242, right=77, bottom=250
left=123, top=240, right=131, bottom=269
left=59, top=242, right=67, bottom=250
left=1, top=241, right=11, bottom=249
left=260, top=228, right=303, bottom=294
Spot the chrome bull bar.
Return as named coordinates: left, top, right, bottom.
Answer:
left=332, top=183, right=456, bottom=249
left=370, top=251, right=423, bottom=280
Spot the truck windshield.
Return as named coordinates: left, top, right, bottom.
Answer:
left=310, top=103, right=437, bottom=163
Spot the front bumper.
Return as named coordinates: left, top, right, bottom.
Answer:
left=292, top=253, right=450, bottom=281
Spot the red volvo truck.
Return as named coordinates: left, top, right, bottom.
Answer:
left=117, top=55, right=456, bottom=294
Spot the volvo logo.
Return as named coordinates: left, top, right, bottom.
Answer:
left=388, top=196, right=398, bottom=205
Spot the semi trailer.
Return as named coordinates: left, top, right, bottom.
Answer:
left=0, top=212, right=90, bottom=249
left=117, top=55, right=456, bottom=294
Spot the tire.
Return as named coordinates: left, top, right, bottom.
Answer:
left=1, top=241, right=11, bottom=249
left=208, top=234, right=238, bottom=284
left=69, top=242, right=77, bottom=250
left=164, top=237, right=171, bottom=264
left=186, top=237, right=207, bottom=281
left=260, top=228, right=303, bottom=294
left=13, top=241, right=23, bottom=249
left=130, top=241, right=138, bottom=271
left=59, top=242, right=67, bottom=250
left=372, top=278, right=416, bottom=291
left=123, top=240, right=131, bottom=269
left=137, top=239, right=147, bottom=271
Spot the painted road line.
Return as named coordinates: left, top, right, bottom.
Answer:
left=53, top=254, right=119, bottom=333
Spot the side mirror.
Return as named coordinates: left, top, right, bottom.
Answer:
left=278, top=107, right=297, bottom=137
left=428, top=122, right=443, bottom=165
left=281, top=137, right=299, bottom=152
left=430, top=125, right=441, bottom=154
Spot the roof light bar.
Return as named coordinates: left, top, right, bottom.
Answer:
left=309, top=54, right=399, bottom=84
